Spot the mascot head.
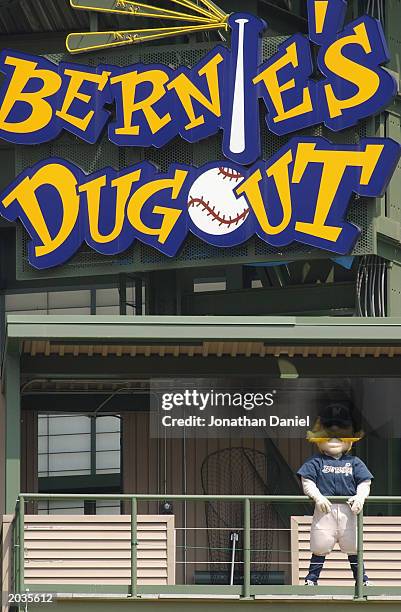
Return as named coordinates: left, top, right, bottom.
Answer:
left=307, top=397, right=364, bottom=457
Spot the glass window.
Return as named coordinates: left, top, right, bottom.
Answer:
left=38, top=414, right=121, bottom=478
left=96, top=450, right=120, bottom=473
left=194, top=278, right=226, bottom=292
left=95, top=501, right=121, bottom=515
left=39, top=415, right=91, bottom=477
left=48, top=433, right=91, bottom=454
left=96, top=416, right=121, bottom=433
left=6, top=292, right=47, bottom=312
left=96, top=306, right=120, bottom=315
left=37, top=500, right=85, bottom=515
left=5, top=289, right=91, bottom=315
left=96, top=432, right=120, bottom=452
left=48, top=307, right=91, bottom=315
left=5, top=282, right=146, bottom=322
left=47, top=415, right=91, bottom=435
left=46, top=451, right=91, bottom=476
left=96, top=288, right=120, bottom=308
left=48, top=290, right=90, bottom=309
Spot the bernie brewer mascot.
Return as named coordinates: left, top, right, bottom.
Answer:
left=297, top=401, right=373, bottom=586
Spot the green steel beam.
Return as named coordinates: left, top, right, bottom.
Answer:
left=279, top=356, right=401, bottom=377
left=24, top=584, right=360, bottom=595
left=21, top=354, right=281, bottom=378
left=19, top=354, right=401, bottom=379
left=387, top=262, right=401, bottom=316
left=4, top=339, right=20, bottom=514
left=38, top=474, right=120, bottom=492
left=21, top=582, right=401, bottom=595
left=148, top=271, right=180, bottom=314
left=14, top=244, right=361, bottom=282
left=385, top=0, right=401, bottom=76
left=8, top=315, right=401, bottom=345
left=24, top=599, right=401, bottom=612
left=377, top=236, right=401, bottom=267
left=181, top=282, right=355, bottom=316
left=119, top=274, right=127, bottom=316
left=90, top=416, right=96, bottom=478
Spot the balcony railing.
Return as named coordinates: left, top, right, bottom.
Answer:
left=7, top=493, right=401, bottom=601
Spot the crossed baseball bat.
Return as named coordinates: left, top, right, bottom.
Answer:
left=67, top=0, right=228, bottom=52
left=67, top=0, right=250, bottom=158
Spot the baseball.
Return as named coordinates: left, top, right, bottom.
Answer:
left=188, top=166, right=250, bottom=236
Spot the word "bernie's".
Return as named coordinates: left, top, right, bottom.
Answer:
left=0, top=8, right=397, bottom=165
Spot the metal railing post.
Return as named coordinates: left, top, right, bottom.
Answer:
left=13, top=503, right=19, bottom=594
left=355, top=509, right=364, bottom=600
left=130, top=497, right=138, bottom=598
left=243, top=498, right=251, bottom=599
left=18, top=496, right=25, bottom=593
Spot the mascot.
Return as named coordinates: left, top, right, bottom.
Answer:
left=297, top=399, right=373, bottom=586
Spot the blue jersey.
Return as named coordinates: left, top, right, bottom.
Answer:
left=297, top=453, right=373, bottom=497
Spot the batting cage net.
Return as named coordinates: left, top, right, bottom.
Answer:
left=201, top=447, right=281, bottom=583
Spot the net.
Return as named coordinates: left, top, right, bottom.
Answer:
left=201, top=447, right=281, bottom=581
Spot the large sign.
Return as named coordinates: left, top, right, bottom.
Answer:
left=0, top=0, right=399, bottom=269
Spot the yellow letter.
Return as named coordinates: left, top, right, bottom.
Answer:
left=253, top=42, right=313, bottom=124
left=167, top=53, right=223, bottom=130
left=293, top=143, right=384, bottom=240
left=323, top=22, right=380, bottom=119
left=236, top=150, right=293, bottom=235
left=80, top=170, right=141, bottom=243
left=0, top=56, right=61, bottom=134
left=56, top=68, right=110, bottom=131
left=127, top=170, right=188, bottom=244
left=2, top=163, right=79, bottom=257
left=111, top=69, right=171, bottom=136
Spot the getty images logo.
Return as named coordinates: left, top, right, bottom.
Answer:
left=161, top=389, right=277, bottom=411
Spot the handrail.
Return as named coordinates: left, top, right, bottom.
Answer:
left=14, top=494, right=401, bottom=601
left=18, top=493, right=401, bottom=502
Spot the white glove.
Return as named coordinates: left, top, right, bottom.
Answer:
left=347, top=495, right=364, bottom=515
left=347, top=480, right=371, bottom=515
left=316, top=495, right=333, bottom=513
left=301, top=478, right=332, bottom=513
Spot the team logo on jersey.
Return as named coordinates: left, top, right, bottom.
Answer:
left=322, top=463, right=353, bottom=477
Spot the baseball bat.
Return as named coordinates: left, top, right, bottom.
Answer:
left=229, top=18, right=249, bottom=155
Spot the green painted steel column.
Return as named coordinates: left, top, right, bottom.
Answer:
left=119, top=274, right=127, bottom=315
left=243, top=498, right=251, bottom=599
left=5, top=343, right=21, bottom=514
left=18, top=495, right=25, bottom=593
left=355, top=511, right=364, bottom=600
left=130, top=497, right=138, bottom=598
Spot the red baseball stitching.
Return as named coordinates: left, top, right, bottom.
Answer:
left=188, top=196, right=249, bottom=227
left=218, top=167, right=243, bottom=181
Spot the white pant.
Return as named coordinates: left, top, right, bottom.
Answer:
left=310, top=503, right=357, bottom=556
